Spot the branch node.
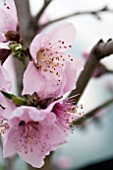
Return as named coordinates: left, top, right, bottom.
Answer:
left=107, top=38, right=112, bottom=42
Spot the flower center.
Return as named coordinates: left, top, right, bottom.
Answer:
left=36, top=40, right=74, bottom=86
left=36, top=48, right=57, bottom=68
left=11, top=121, right=41, bottom=154
left=36, top=47, right=64, bottom=86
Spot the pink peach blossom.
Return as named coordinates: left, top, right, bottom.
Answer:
left=22, top=22, right=83, bottom=99
left=0, top=0, right=18, bottom=42
left=82, top=52, right=89, bottom=60
left=0, top=93, right=16, bottom=135
left=2, top=99, right=80, bottom=168
left=52, top=99, right=81, bottom=135
left=0, top=62, right=11, bottom=91
left=2, top=106, right=65, bottom=167
left=0, top=60, right=12, bottom=122
left=0, top=93, right=16, bottom=117
left=55, top=155, right=72, bottom=169
left=39, top=13, right=50, bottom=25
left=0, top=57, right=13, bottom=132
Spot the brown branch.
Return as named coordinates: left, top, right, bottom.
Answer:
left=39, top=6, right=113, bottom=29
left=5, top=158, right=13, bottom=170
left=14, top=0, right=33, bottom=44
left=32, top=0, right=53, bottom=30
left=13, top=0, right=33, bottom=95
left=107, top=70, right=113, bottom=74
left=73, top=98, right=113, bottom=126
left=69, top=39, right=113, bottom=103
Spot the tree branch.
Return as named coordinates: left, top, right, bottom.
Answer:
left=13, top=0, right=33, bottom=95
left=32, top=0, right=53, bottom=30
left=73, top=98, right=113, bottom=126
left=39, top=6, right=113, bottom=29
left=14, top=0, right=33, bottom=44
left=69, top=39, right=113, bottom=103
left=106, top=70, right=113, bottom=74
left=5, top=158, right=13, bottom=170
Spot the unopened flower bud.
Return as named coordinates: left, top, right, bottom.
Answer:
left=5, top=31, right=21, bottom=43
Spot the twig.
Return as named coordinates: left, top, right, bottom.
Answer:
left=39, top=6, right=113, bottom=29
left=73, top=98, right=113, bottom=126
left=32, top=0, right=53, bottom=30
left=69, top=39, right=113, bottom=103
left=5, top=158, right=13, bottom=170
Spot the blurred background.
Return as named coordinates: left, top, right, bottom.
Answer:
left=1, top=0, right=113, bottom=169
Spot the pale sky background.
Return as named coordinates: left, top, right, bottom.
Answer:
left=0, top=0, right=113, bottom=169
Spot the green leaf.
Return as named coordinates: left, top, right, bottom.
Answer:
left=1, top=91, right=30, bottom=106
left=1, top=91, right=14, bottom=99
left=12, top=96, right=30, bottom=105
